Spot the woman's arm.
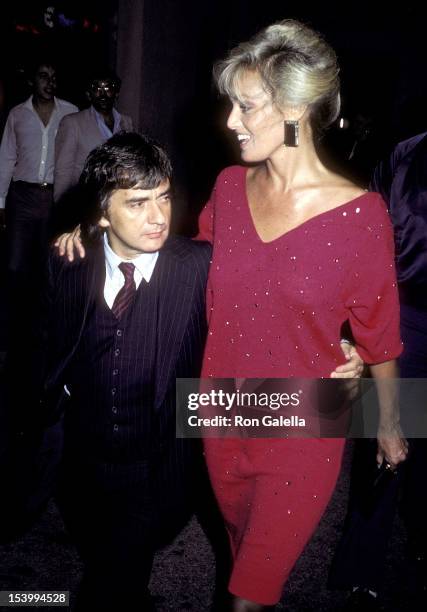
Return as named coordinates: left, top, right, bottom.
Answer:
left=54, top=225, right=84, bottom=261
left=370, top=359, right=408, bottom=468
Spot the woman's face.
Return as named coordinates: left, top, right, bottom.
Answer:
left=226, top=70, right=287, bottom=163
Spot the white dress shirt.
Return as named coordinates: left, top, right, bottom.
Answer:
left=103, top=233, right=159, bottom=308
left=0, top=96, right=78, bottom=208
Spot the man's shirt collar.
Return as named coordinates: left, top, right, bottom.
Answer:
left=103, top=232, right=159, bottom=283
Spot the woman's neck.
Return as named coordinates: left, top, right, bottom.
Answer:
left=261, top=138, right=328, bottom=192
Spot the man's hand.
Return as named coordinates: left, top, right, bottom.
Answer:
left=330, top=340, right=364, bottom=378
left=377, top=423, right=408, bottom=469
left=54, top=225, right=85, bottom=261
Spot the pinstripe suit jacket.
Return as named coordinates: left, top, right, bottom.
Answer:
left=40, top=235, right=211, bottom=427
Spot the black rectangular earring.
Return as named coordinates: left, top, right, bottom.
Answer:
left=284, top=120, right=299, bottom=147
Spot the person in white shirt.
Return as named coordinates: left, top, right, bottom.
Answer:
left=0, top=59, right=77, bottom=283
left=0, top=59, right=77, bottom=377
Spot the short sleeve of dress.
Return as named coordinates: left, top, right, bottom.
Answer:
left=345, top=194, right=403, bottom=364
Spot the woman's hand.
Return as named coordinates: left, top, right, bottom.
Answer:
left=377, top=423, right=408, bottom=469
left=54, top=225, right=85, bottom=261
left=371, top=360, right=408, bottom=470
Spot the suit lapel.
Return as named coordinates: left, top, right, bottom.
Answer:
left=83, top=108, right=105, bottom=145
left=154, top=239, right=196, bottom=410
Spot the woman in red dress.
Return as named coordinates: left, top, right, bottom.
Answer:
left=55, top=19, right=407, bottom=611
left=196, top=19, right=407, bottom=611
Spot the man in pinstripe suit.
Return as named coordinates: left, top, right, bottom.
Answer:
left=41, top=133, right=212, bottom=611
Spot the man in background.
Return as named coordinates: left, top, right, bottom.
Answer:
left=54, top=68, right=133, bottom=204
left=0, top=59, right=77, bottom=295
left=0, top=59, right=78, bottom=378
left=330, top=131, right=427, bottom=610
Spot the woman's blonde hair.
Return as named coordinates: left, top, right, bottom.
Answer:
left=215, top=19, right=341, bottom=138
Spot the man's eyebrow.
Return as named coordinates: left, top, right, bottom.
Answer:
left=125, top=188, right=172, bottom=203
left=157, top=188, right=172, bottom=198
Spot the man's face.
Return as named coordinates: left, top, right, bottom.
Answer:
left=99, top=180, right=172, bottom=258
left=32, top=65, right=57, bottom=101
left=88, top=79, right=118, bottom=113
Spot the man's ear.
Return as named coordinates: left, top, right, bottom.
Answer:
left=98, top=216, right=110, bottom=229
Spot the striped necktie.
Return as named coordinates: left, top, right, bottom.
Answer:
left=112, top=262, right=136, bottom=319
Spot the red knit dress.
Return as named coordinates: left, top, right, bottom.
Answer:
left=197, top=165, right=402, bottom=605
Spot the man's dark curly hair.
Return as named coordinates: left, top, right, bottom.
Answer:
left=79, top=132, right=172, bottom=245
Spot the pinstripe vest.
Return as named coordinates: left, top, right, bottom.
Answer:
left=65, top=268, right=161, bottom=462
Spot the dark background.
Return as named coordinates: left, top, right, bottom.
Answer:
left=0, top=0, right=426, bottom=227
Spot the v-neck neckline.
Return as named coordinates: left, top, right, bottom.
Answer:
left=241, top=166, right=368, bottom=244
